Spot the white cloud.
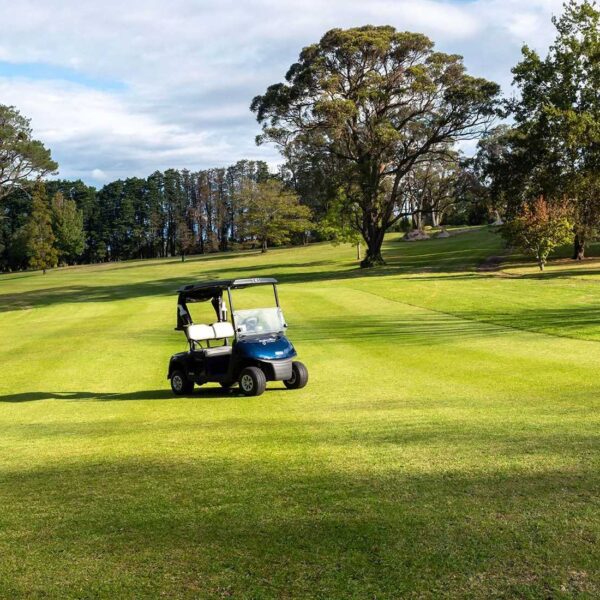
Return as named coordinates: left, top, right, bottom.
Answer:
left=0, top=0, right=564, bottom=183
left=91, top=168, right=107, bottom=181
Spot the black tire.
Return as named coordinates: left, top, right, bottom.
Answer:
left=238, top=367, right=266, bottom=396
left=170, top=370, right=194, bottom=395
left=284, top=361, right=308, bottom=389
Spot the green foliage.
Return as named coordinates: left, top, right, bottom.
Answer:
left=239, top=179, right=312, bottom=252
left=502, top=197, right=573, bottom=270
left=24, top=184, right=58, bottom=274
left=502, top=1, right=600, bottom=254
left=51, top=192, right=85, bottom=264
left=318, top=189, right=361, bottom=244
left=0, top=104, right=58, bottom=200
left=252, top=25, right=499, bottom=267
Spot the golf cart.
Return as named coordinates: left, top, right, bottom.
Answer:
left=168, top=278, right=308, bottom=396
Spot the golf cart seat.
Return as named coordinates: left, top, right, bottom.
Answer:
left=203, top=346, right=233, bottom=357
left=187, top=321, right=235, bottom=357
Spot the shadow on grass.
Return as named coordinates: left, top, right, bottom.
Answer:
left=0, top=387, right=289, bottom=403
left=0, top=452, right=597, bottom=597
left=516, top=267, right=600, bottom=280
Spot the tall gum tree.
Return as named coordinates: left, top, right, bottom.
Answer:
left=251, top=26, right=499, bottom=267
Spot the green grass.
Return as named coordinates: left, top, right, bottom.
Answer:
left=0, top=227, right=599, bottom=598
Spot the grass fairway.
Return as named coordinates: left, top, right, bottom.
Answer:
left=0, top=227, right=599, bottom=598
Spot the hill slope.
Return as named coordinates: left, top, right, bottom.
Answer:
left=0, top=228, right=599, bottom=598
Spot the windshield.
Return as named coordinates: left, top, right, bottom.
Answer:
left=233, top=307, right=286, bottom=337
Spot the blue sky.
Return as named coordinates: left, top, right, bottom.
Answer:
left=0, top=0, right=563, bottom=185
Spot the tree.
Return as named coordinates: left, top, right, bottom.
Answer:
left=239, top=179, right=312, bottom=252
left=471, top=126, right=523, bottom=220
left=251, top=26, right=499, bottom=267
left=175, top=216, right=194, bottom=261
left=502, top=197, right=573, bottom=271
left=24, top=184, right=58, bottom=274
left=0, top=105, right=58, bottom=200
left=401, top=155, right=460, bottom=229
left=0, top=188, right=32, bottom=271
left=508, top=0, right=600, bottom=259
left=318, top=188, right=364, bottom=260
left=51, top=192, right=85, bottom=264
left=46, top=179, right=97, bottom=261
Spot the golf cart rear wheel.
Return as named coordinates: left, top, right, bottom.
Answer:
left=239, top=367, right=266, bottom=397
left=284, top=361, right=308, bottom=389
left=171, top=370, right=194, bottom=395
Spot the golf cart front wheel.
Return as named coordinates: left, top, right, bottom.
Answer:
left=239, top=367, right=266, bottom=396
left=171, top=370, right=194, bottom=395
left=284, top=361, right=308, bottom=389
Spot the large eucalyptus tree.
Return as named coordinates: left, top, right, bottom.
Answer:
left=252, top=26, right=499, bottom=266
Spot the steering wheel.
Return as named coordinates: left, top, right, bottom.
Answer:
left=243, top=316, right=259, bottom=332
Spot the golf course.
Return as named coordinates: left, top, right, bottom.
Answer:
left=0, top=227, right=599, bottom=598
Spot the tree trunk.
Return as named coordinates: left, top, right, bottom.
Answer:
left=360, top=227, right=386, bottom=268
left=181, top=253, right=185, bottom=262
left=412, top=208, right=423, bottom=231
left=356, top=242, right=361, bottom=261
left=573, top=233, right=585, bottom=260
left=261, top=239, right=268, bottom=253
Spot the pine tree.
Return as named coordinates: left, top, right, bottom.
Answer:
left=51, top=192, right=85, bottom=264
left=25, top=184, right=58, bottom=274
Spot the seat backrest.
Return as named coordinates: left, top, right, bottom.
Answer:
left=212, top=321, right=234, bottom=339
left=187, top=323, right=215, bottom=342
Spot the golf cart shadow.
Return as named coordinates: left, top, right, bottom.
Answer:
left=0, top=388, right=288, bottom=403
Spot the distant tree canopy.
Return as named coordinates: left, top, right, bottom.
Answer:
left=252, top=25, right=499, bottom=266
left=0, top=105, right=58, bottom=200
left=0, top=161, right=308, bottom=271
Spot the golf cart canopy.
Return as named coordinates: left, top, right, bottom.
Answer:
left=177, top=278, right=277, bottom=302
left=176, top=278, right=279, bottom=331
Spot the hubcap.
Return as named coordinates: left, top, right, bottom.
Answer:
left=172, top=375, right=183, bottom=391
left=241, top=374, right=254, bottom=392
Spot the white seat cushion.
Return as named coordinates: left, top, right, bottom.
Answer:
left=203, top=346, right=233, bottom=357
left=212, top=321, right=234, bottom=339
left=187, top=323, right=215, bottom=341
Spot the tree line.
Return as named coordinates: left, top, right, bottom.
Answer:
left=0, top=161, right=314, bottom=271
left=1, top=1, right=597, bottom=272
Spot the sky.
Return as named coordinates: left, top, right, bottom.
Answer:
left=0, top=0, right=564, bottom=186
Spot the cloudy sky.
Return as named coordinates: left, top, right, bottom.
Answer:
left=0, top=0, right=563, bottom=185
